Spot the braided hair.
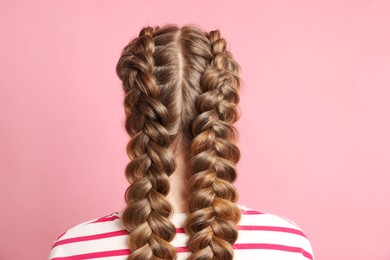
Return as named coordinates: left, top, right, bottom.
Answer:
left=116, top=24, right=242, bottom=260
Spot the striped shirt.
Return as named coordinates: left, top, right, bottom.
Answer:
left=48, top=204, right=314, bottom=259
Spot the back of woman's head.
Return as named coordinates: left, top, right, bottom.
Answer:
left=115, top=23, right=242, bottom=260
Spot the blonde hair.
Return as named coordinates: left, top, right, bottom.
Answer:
left=115, top=23, right=242, bottom=260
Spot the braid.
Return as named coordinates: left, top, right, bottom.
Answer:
left=183, top=29, right=242, bottom=260
left=116, top=26, right=178, bottom=260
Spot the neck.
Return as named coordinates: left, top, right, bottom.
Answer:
left=166, top=152, right=188, bottom=214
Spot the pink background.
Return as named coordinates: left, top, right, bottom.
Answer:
left=1, top=1, right=389, bottom=259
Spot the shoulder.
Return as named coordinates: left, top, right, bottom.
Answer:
left=48, top=211, right=128, bottom=260
left=236, top=204, right=315, bottom=260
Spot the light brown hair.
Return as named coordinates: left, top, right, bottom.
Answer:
left=115, top=23, right=242, bottom=260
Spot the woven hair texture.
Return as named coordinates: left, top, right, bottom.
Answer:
left=115, top=23, right=242, bottom=260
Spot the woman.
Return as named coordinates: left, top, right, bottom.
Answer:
left=49, top=23, right=314, bottom=260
